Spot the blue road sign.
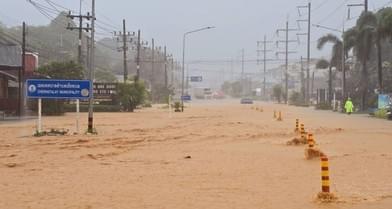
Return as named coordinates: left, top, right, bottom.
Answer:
left=26, top=79, right=91, bottom=99
left=181, top=95, right=192, bottom=101
left=190, top=76, right=203, bottom=82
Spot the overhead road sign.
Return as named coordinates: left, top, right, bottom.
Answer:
left=181, top=95, right=192, bottom=101
left=190, top=76, right=203, bottom=82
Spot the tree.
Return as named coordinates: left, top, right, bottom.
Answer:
left=152, top=84, right=174, bottom=104
left=33, top=61, right=84, bottom=115
left=344, top=12, right=376, bottom=111
left=272, top=84, right=283, bottom=103
left=95, top=68, right=118, bottom=82
left=317, top=34, right=343, bottom=105
left=289, top=91, right=304, bottom=106
left=221, top=81, right=232, bottom=95
left=38, top=61, right=84, bottom=79
left=374, top=8, right=392, bottom=93
left=117, top=80, right=147, bottom=112
left=220, top=81, right=243, bottom=98
left=316, top=58, right=333, bottom=106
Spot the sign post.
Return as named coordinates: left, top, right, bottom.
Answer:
left=169, top=95, right=172, bottom=118
left=26, top=79, right=91, bottom=134
left=76, top=99, right=80, bottom=134
left=38, top=98, right=42, bottom=133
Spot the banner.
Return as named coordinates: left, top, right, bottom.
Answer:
left=378, top=94, right=392, bottom=109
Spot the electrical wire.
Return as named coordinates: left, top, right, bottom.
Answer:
left=316, top=0, right=350, bottom=24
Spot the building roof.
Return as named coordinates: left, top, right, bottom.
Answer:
left=0, top=70, right=17, bottom=81
left=0, top=45, right=22, bottom=68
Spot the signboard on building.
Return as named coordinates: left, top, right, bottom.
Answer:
left=378, top=94, right=392, bottom=109
left=181, top=95, right=192, bottom=101
left=26, top=79, right=91, bottom=99
left=93, top=83, right=118, bottom=100
left=190, top=76, right=203, bottom=82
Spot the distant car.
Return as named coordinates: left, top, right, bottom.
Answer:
left=240, top=98, right=253, bottom=104
left=386, top=105, right=392, bottom=120
left=213, top=91, right=225, bottom=99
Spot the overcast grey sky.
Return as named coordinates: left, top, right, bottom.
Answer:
left=1, top=0, right=391, bottom=87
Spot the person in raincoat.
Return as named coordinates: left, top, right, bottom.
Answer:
left=344, top=98, right=354, bottom=115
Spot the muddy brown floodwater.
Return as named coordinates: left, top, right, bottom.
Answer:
left=1, top=101, right=392, bottom=209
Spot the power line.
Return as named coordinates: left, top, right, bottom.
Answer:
left=316, top=0, right=350, bottom=24
left=80, top=0, right=121, bottom=30
left=312, top=0, right=329, bottom=12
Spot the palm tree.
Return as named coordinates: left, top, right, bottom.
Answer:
left=344, top=9, right=392, bottom=110
left=317, top=34, right=343, bottom=105
left=374, top=8, right=392, bottom=93
left=344, top=12, right=376, bottom=111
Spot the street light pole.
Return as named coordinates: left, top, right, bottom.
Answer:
left=181, top=26, right=215, bottom=112
left=342, top=23, right=346, bottom=107
left=181, top=34, right=186, bottom=112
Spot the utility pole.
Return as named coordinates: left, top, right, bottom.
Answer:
left=311, top=71, right=315, bottom=99
left=365, top=0, right=368, bottom=12
left=122, top=19, right=128, bottom=82
left=136, top=29, right=141, bottom=81
left=114, top=19, right=133, bottom=83
left=66, top=5, right=92, bottom=64
left=171, top=58, right=174, bottom=86
left=342, top=25, right=346, bottom=102
left=86, top=36, right=90, bottom=70
left=307, top=2, right=311, bottom=104
left=285, top=21, right=289, bottom=104
left=241, top=48, right=245, bottom=96
left=18, top=22, right=26, bottom=117
left=300, top=56, right=305, bottom=100
left=230, top=58, right=234, bottom=81
left=276, top=21, right=297, bottom=104
left=87, top=0, right=95, bottom=133
left=257, top=35, right=273, bottom=99
left=347, top=1, right=368, bottom=19
left=78, top=0, right=82, bottom=64
left=151, top=38, right=155, bottom=101
left=297, top=2, right=311, bottom=104
left=164, top=46, right=168, bottom=88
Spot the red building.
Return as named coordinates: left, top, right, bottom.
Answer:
left=0, top=42, right=39, bottom=115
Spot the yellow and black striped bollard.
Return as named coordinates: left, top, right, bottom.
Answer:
left=295, top=119, right=300, bottom=132
left=321, top=155, right=330, bottom=193
left=277, top=111, right=283, bottom=121
left=300, top=124, right=306, bottom=140
left=308, top=133, right=315, bottom=148
left=273, top=110, right=277, bottom=119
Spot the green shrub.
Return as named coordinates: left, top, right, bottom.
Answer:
left=174, top=102, right=181, bottom=112
left=28, top=99, right=66, bottom=116
left=374, top=109, right=388, bottom=119
left=289, top=91, right=307, bottom=106
left=116, top=80, right=147, bottom=112
left=272, top=84, right=283, bottom=103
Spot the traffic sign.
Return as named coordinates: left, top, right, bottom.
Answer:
left=190, top=76, right=203, bottom=82
left=181, top=95, right=192, bottom=101
left=26, top=79, right=91, bottom=99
